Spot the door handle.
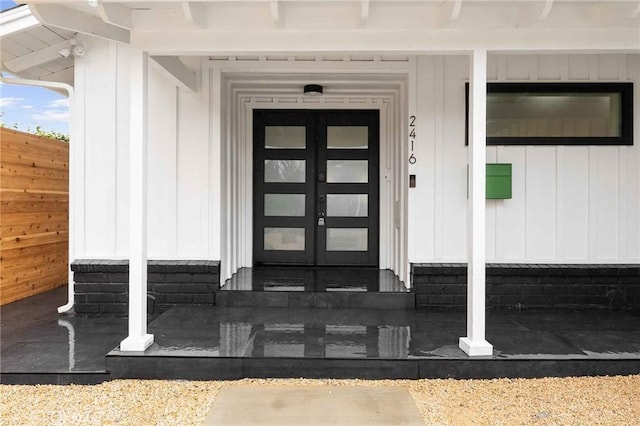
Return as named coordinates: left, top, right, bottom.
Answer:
left=318, top=195, right=326, bottom=226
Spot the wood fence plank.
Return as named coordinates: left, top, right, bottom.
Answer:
left=1, top=175, right=68, bottom=192
left=0, top=231, right=69, bottom=250
left=1, top=201, right=68, bottom=214
left=2, top=130, right=69, bottom=155
left=1, top=213, right=69, bottom=237
left=2, top=275, right=68, bottom=304
left=1, top=252, right=68, bottom=273
left=1, top=241, right=68, bottom=260
left=1, top=128, right=69, bottom=305
left=0, top=148, right=69, bottom=170
left=1, top=162, right=69, bottom=180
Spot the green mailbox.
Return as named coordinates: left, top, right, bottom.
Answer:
left=486, top=163, right=512, bottom=199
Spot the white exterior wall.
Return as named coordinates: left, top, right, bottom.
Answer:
left=73, top=38, right=211, bottom=260
left=410, top=54, right=640, bottom=264
left=73, top=43, right=639, bottom=265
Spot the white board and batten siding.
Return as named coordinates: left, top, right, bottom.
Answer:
left=410, top=54, right=640, bottom=264
left=73, top=38, right=210, bottom=261
left=73, top=43, right=640, bottom=266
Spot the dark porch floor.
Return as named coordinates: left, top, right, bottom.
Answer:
left=0, top=286, right=125, bottom=384
left=220, top=267, right=407, bottom=292
left=1, top=286, right=639, bottom=384
left=216, top=267, right=414, bottom=309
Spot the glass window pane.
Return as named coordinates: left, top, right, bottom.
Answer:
left=265, top=160, right=305, bottom=183
left=265, top=194, right=305, bottom=216
left=327, top=126, right=368, bottom=149
left=327, top=160, right=368, bottom=183
left=265, top=126, right=306, bottom=149
left=326, top=228, right=367, bottom=251
left=264, top=228, right=305, bottom=251
left=487, top=93, right=622, bottom=137
left=327, top=194, right=368, bottom=217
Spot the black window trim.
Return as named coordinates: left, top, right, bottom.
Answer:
left=465, top=82, right=634, bottom=146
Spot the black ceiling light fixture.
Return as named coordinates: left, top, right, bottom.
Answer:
left=303, top=84, right=323, bottom=96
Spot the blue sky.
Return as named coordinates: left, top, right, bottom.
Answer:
left=1, top=0, right=18, bottom=12
left=0, top=83, right=69, bottom=134
left=1, top=0, right=69, bottom=134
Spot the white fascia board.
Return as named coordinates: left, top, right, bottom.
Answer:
left=0, top=5, right=41, bottom=37
left=133, top=28, right=640, bottom=55
left=151, top=56, right=197, bottom=92
left=13, top=68, right=75, bottom=91
left=29, top=4, right=130, bottom=43
left=3, top=40, right=71, bottom=73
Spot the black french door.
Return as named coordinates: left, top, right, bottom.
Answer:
left=253, top=109, right=379, bottom=266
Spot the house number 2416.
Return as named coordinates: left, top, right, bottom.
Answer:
left=409, top=115, right=417, bottom=164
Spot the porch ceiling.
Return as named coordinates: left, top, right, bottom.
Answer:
left=2, top=1, right=639, bottom=81
left=24, top=0, right=640, bottom=33
left=0, top=5, right=75, bottom=85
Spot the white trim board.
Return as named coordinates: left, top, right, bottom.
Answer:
left=214, top=67, right=409, bottom=284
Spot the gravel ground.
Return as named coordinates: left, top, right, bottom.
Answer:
left=1, top=375, right=639, bottom=425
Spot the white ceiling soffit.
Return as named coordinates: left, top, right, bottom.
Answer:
left=0, top=5, right=76, bottom=84
left=4, top=1, right=640, bottom=55
left=21, top=0, right=640, bottom=30
left=29, top=3, right=130, bottom=43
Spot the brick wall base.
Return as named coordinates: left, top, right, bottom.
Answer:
left=411, top=264, right=640, bottom=310
left=72, top=260, right=220, bottom=316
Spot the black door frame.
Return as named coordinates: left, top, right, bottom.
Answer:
left=253, top=109, right=379, bottom=266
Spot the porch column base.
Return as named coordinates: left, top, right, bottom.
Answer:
left=459, top=337, right=493, bottom=357
left=120, top=334, right=154, bottom=352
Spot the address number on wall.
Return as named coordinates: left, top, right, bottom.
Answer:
left=409, top=115, right=416, bottom=164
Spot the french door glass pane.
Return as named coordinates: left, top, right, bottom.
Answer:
left=264, top=160, right=306, bottom=183
left=326, top=160, right=368, bottom=183
left=264, top=194, right=305, bottom=216
left=326, top=228, right=368, bottom=251
left=264, top=228, right=305, bottom=251
left=327, top=126, right=368, bottom=149
left=265, top=126, right=306, bottom=149
left=327, top=194, right=368, bottom=217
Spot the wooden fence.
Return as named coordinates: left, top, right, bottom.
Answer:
left=1, top=128, right=69, bottom=305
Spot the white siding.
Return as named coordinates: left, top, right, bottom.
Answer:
left=524, top=146, right=556, bottom=260
left=147, top=60, right=178, bottom=257
left=176, top=62, right=208, bottom=258
left=80, top=38, right=118, bottom=257
left=440, top=56, right=470, bottom=261
left=74, top=47, right=639, bottom=264
left=73, top=39, right=210, bottom=260
left=413, top=56, right=437, bottom=259
left=410, top=53, right=640, bottom=263
left=558, top=147, right=589, bottom=260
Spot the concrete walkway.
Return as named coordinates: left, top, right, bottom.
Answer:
left=204, top=385, right=425, bottom=425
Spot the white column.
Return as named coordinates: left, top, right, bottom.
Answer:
left=120, top=48, right=154, bottom=352
left=459, top=49, right=493, bottom=357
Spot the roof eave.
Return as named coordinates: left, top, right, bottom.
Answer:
left=0, top=5, right=41, bottom=38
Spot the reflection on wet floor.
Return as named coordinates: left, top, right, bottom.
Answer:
left=141, top=306, right=640, bottom=360
left=211, top=322, right=410, bottom=359
left=2, top=286, right=640, bottom=378
left=221, top=267, right=408, bottom=292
